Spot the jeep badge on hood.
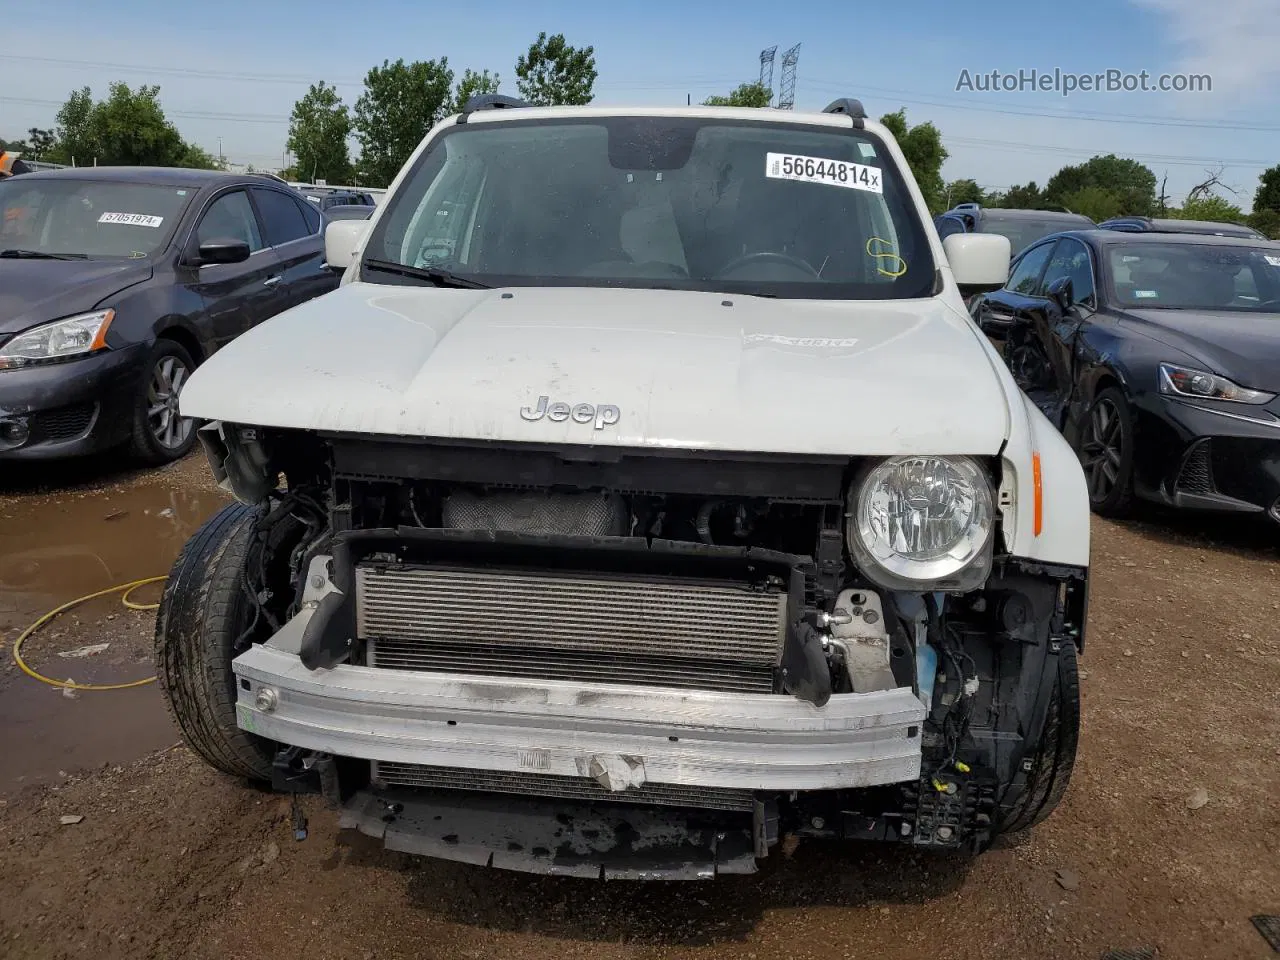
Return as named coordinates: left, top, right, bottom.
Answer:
left=520, top=395, right=621, bottom=430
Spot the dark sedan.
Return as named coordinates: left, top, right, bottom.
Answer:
left=0, top=167, right=339, bottom=463
left=1098, top=216, right=1267, bottom=240
left=975, top=230, right=1280, bottom=522
left=935, top=204, right=1097, bottom=257
left=322, top=204, right=376, bottom=221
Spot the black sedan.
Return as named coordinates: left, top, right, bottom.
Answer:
left=322, top=204, right=376, bottom=222
left=0, top=167, right=339, bottom=463
left=975, top=230, right=1280, bottom=522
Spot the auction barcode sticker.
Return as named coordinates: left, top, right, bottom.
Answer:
left=1265, top=255, right=1280, bottom=267
left=766, top=152, right=883, bottom=194
left=98, top=212, right=164, bottom=228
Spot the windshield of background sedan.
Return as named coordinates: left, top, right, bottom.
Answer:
left=364, top=116, right=936, bottom=299
left=1109, top=243, right=1280, bottom=311
left=0, top=179, right=191, bottom=258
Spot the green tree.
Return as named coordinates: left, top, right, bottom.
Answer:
left=87, top=83, right=187, bottom=166
left=1248, top=208, right=1280, bottom=239
left=1056, top=185, right=1124, bottom=222
left=177, top=143, right=222, bottom=170
left=44, top=84, right=213, bottom=168
left=879, top=109, right=948, bottom=213
left=703, top=82, right=771, bottom=108
left=50, top=86, right=95, bottom=165
left=515, top=32, right=596, bottom=106
left=1044, top=155, right=1157, bottom=217
left=1169, top=194, right=1246, bottom=223
left=996, top=182, right=1045, bottom=209
left=354, top=59, right=452, bottom=188
left=25, top=127, right=56, bottom=160
left=943, top=178, right=992, bottom=207
left=288, top=81, right=354, bottom=184
left=448, top=68, right=501, bottom=115
left=1253, top=164, right=1280, bottom=215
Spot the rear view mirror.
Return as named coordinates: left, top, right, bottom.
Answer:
left=325, top=220, right=370, bottom=270
left=943, top=233, right=1012, bottom=296
left=196, top=238, right=251, bottom=265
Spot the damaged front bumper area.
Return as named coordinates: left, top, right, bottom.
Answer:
left=234, top=645, right=925, bottom=878
left=217, top=447, right=1087, bottom=878
left=234, top=645, right=926, bottom=793
left=234, top=630, right=924, bottom=879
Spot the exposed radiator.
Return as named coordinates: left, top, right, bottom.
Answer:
left=355, top=564, right=788, bottom=693
left=371, top=761, right=755, bottom=812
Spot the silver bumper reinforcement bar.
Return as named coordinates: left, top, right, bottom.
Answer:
left=232, top=645, right=925, bottom=793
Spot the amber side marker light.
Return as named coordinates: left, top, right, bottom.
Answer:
left=90, top=309, right=116, bottom=351
left=1032, top=452, right=1044, bottom=537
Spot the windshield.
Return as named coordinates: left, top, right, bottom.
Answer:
left=363, top=116, right=935, bottom=299
left=0, top=178, right=192, bottom=258
left=1109, top=242, right=1280, bottom=310
left=981, top=215, right=1084, bottom=255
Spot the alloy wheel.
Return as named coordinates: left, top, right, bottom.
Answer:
left=147, top=355, right=193, bottom=450
left=1080, top=398, right=1123, bottom=501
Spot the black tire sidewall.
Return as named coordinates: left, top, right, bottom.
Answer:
left=997, top=641, right=1082, bottom=834
left=1079, top=386, right=1136, bottom=516
left=154, top=502, right=276, bottom=781
left=130, top=338, right=198, bottom=464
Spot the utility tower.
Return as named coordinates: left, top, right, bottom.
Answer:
left=758, top=46, right=777, bottom=104
left=778, top=43, right=801, bottom=109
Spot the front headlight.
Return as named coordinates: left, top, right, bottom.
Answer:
left=848, top=455, right=995, bottom=592
left=0, top=310, right=115, bottom=370
left=1159, top=362, right=1273, bottom=405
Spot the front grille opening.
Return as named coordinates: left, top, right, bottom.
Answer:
left=1174, top=440, right=1215, bottom=496
left=33, top=403, right=96, bottom=443
left=371, top=761, right=756, bottom=812
left=356, top=563, right=788, bottom=694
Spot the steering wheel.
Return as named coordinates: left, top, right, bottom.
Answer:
left=717, top=251, right=819, bottom=279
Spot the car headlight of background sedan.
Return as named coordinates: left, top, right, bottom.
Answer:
left=848, top=455, right=996, bottom=592
left=1159, top=362, right=1274, bottom=405
left=0, top=310, right=115, bottom=370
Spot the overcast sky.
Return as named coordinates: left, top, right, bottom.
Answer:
left=4, top=0, right=1279, bottom=206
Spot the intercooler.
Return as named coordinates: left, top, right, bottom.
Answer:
left=354, top=564, right=788, bottom=693
left=370, top=761, right=755, bottom=812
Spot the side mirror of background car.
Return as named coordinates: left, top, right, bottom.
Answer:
left=325, top=220, right=370, bottom=270
left=943, top=233, right=1011, bottom=298
left=1046, top=275, right=1075, bottom=311
left=196, top=238, right=251, bottom=266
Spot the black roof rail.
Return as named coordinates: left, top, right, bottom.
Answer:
left=822, top=98, right=867, bottom=128
left=458, top=94, right=531, bottom=123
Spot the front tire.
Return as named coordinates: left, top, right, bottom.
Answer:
left=997, top=641, right=1081, bottom=833
left=130, top=338, right=198, bottom=464
left=154, top=502, right=275, bottom=781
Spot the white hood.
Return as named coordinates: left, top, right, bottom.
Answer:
left=180, top=283, right=1012, bottom=456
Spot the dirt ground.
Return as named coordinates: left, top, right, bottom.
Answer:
left=1, top=453, right=1277, bottom=960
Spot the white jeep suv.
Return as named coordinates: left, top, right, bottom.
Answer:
left=161, top=95, right=1090, bottom=878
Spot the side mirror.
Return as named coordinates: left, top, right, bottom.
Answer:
left=196, top=237, right=250, bottom=265
left=943, top=233, right=1011, bottom=298
left=1046, top=275, right=1075, bottom=310
left=325, top=220, right=370, bottom=270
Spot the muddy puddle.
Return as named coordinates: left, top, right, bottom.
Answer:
left=0, top=455, right=229, bottom=792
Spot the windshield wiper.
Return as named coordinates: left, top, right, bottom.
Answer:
left=363, top=258, right=490, bottom=289
left=0, top=249, right=90, bottom=260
